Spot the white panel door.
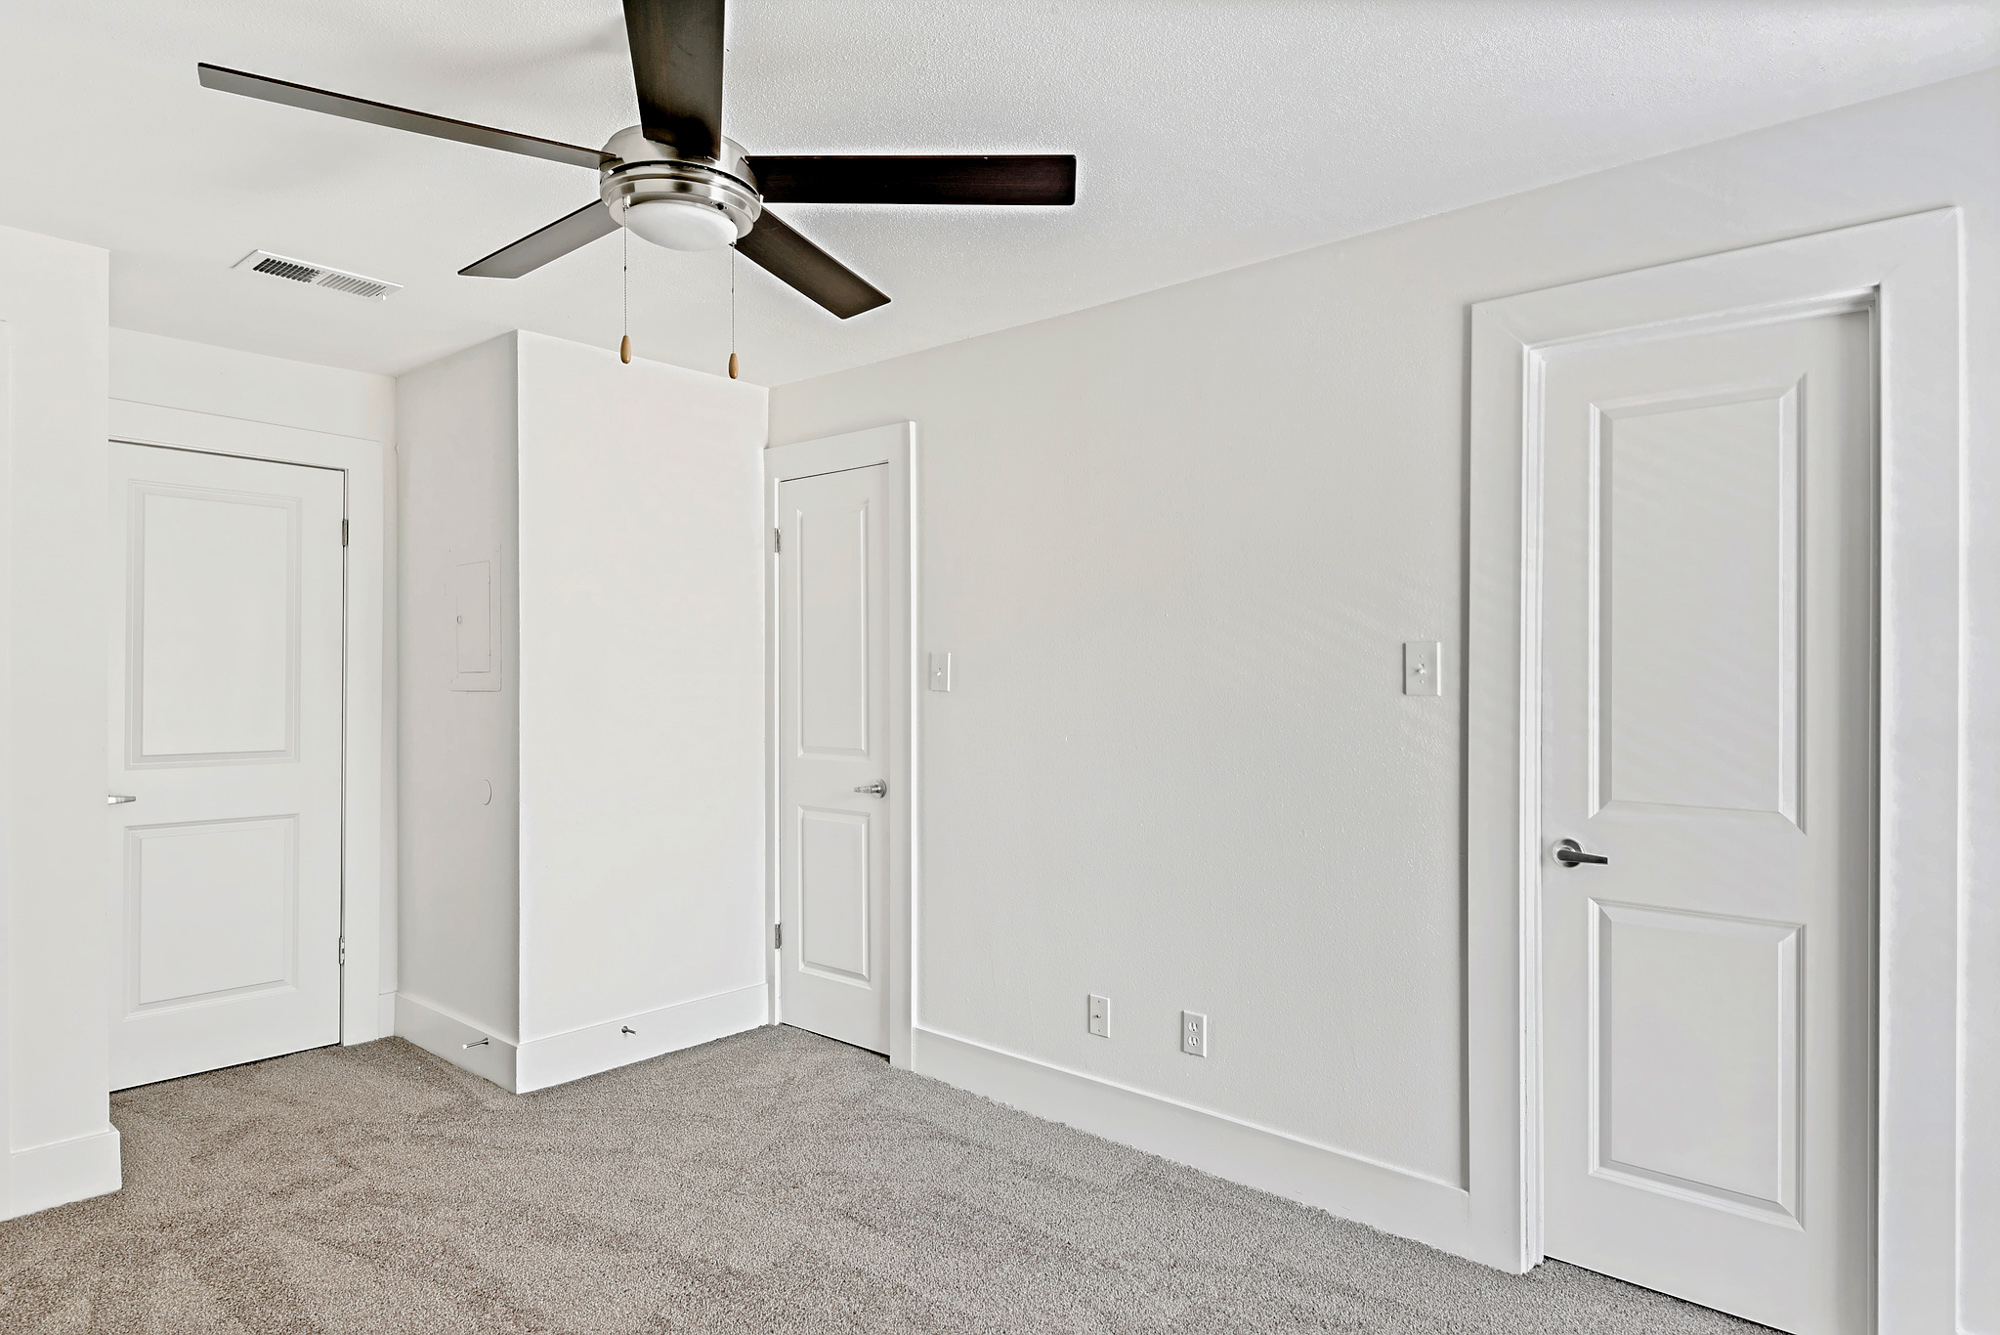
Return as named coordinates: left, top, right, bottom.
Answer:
left=777, top=463, right=891, bottom=1053
left=1540, top=309, right=1873, bottom=1332
left=108, top=442, right=346, bottom=1089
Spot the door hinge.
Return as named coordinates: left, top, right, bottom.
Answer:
left=338, top=936, right=347, bottom=966
left=773, top=526, right=781, bottom=554
left=773, top=922, right=782, bottom=950
left=341, top=519, right=350, bottom=547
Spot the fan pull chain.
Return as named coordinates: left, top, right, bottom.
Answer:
left=619, top=227, right=632, bottom=365
left=727, top=244, right=739, bottom=379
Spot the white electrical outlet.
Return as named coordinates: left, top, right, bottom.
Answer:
left=1181, top=1010, right=1207, bottom=1057
left=927, top=651, right=952, bottom=692
left=1088, top=994, right=1110, bottom=1037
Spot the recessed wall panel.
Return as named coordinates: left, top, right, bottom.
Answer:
left=454, top=559, right=492, bottom=673
left=1596, top=386, right=1800, bottom=819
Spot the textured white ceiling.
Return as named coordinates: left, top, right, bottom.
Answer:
left=1, top=1, right=1993, bottom=385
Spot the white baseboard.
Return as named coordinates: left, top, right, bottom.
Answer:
left=911, top=1026, right=1475, bottom=1259
left=514, top=985, right=768, bottom=1093
left=4, top=1127, right=122, bottom=1221
left=393, top=986, right=769, bottom=1095
left=375, top=991, right=396, bottom=1038
left=395, top=992, right=519, bottom=1092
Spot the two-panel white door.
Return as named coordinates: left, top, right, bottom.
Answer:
left=108, top=442, right=346, bottom=1090
left=1540, top=308, right=1873, bottom=1332
left=776, top=463, right=892, bottom=1054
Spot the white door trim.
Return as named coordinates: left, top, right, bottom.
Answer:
left=1466, top=208, right=1962, bottom=1331
left=107, top=399, right=392, bottom=1048
left=764, top=422, right=917, bottom=1067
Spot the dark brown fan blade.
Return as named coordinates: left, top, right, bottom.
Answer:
left=197, top=64, right=610, bottom=170
left=746, top=155, right=1076, bottom=205
left=736, top=210, right=889, bottom=319
left=622, top=0, right=725, bottom=159
left=460, top=201, right=621, bottom=278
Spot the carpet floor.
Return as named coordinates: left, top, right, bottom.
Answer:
left=0, top=1025, right=1769, bottom=1334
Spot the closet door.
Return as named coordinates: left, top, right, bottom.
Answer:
left=776, top=462, right=892, bottom=1054
left=108, top=441, right=346, bottom=1089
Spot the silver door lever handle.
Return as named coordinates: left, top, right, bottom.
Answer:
left=107, top=795, right=137, bottom=805
left=1554, top=838, right=1607, bottom=867
left=854, top=781, right=887, bottom=797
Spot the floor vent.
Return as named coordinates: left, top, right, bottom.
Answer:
left=232, top=250, right=402, bottom=300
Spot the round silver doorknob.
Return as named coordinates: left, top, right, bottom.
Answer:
left=1554, top=838, right=1608, bottom=867
left=853, top=781, right=887, bottom=797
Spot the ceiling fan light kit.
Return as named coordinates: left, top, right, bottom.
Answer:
left=602, top=126, right=759, bottom=252
left=618, top=197, right=742, bottom=252
left=198, top=0, right=1076, bottom=319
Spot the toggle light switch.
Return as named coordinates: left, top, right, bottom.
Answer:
left=1404, top=641, right=1442, bottom=696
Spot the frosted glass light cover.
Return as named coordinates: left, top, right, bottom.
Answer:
left=622, top=198, right=739, bottom=252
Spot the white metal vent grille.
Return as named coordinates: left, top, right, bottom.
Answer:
left=232, top=250, right=402, bottom=300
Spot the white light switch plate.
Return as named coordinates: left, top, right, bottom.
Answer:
left=1404, top=641, right=1442, bottom=696
left=928, top=651, right=952, bottom=692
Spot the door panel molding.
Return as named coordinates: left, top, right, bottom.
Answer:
left=1588, top=899, right=1804, bottom=1227
left=796, top=805, right=874, bottom=984
left=108, top=399, right=391, bottom=1049
left=1467, top=208, right=1962, bottom=1332
left=123, top=814, right=302, bottom=1014
left=125, top=479, right=304, bottom=766
left=765, top=423, right=916, bottom=1067
left=1591, top=378, right=1807, bottom=825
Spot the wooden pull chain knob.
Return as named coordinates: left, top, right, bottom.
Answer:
left=728, top=352, right=739, bottom=380
left=620, top=334, right=632, bottom=365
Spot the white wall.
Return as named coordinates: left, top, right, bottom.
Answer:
left=769, top=69, right=1999, bottom=1322
left=397, top=331, right=769, bottom=1091
left=514, top=333, right=768, bottom=1052
left=0, top=223, right=117, bottom=1220
left=397, top=334, right=523, bottom=1044
left=110, top=329, right=393, bottom=442
left=109, top=330, right=400, bottom=1027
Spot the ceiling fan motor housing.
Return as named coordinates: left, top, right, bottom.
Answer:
left=600, top=126, right=761, bottom=250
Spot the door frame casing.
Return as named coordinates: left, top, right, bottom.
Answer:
left=764, top=422, right=917, bottom=1066
left=1465, top=209, right=1962, bottom=1331
left=107, top=399, right=391, bottom=1048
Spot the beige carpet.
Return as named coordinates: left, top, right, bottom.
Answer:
left=0, top=1025, right=1768, bottom=1333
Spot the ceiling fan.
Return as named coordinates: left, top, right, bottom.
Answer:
left=198, top=0, right=1077, bottom=319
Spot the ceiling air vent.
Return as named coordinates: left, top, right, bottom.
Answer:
left=232, top=250, right=401, bottom=300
